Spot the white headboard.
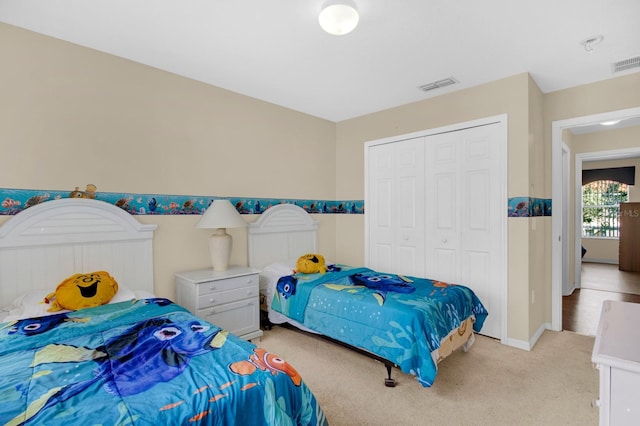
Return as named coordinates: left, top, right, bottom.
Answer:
left=248, top=204, right=318, bottom=270
left=0, top=198, right=157, bottom=307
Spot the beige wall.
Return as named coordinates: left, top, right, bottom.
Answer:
left=527, top=77, right=547, bottom=337
left=575, top=125, right=640, bottom=159
left=544, top=73, right=640, bottom=205
left=0, top=23, right=337, bottom=299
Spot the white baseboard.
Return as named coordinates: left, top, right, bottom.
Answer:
left=563, top=283, right=577, bottom=297
left=582, top=258, right=618, bottom=265
left=504, top=323, right=549, bottom=351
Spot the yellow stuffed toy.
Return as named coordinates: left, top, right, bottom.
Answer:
left=295, top=254, right=328, bottom=274
left=44, top=271, right=119, bottom=312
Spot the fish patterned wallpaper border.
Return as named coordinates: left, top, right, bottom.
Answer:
left=0, top=188, right=363, bottom=216
left=0, top=188, right=551, bottom=217
left=507, top=197, right=552, bottom=217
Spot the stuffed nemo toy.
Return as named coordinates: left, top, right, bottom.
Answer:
left=295, top=254, right=328, bottom=274
left=44, top=271, right=119, bottom=312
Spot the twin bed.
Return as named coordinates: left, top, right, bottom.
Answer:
left=248, top=204, right=488, bottom=388
left=0, top=199, right=326, bottom=425
left=0, top=198, right=488, bottom=424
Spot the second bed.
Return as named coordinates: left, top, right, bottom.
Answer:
left=248, top=204, right=489, bottom=388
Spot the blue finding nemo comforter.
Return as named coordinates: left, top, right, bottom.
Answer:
left=0, top=298, right=327, bottom=426
left=271, top=266, right=488, bottom=387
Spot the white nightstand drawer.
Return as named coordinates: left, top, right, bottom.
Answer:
left=197, top=285, right=259, bottom=309
left=593, top=301, right=640, bottom=426
left=610, top=368, right=640, bottom=425
left=196, top=274, right=258, bottom=297
left=198, top=299, right=260, bottom=337
left=175, top=266, right=263, bottom=341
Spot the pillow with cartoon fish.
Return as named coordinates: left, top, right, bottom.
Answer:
left=44, top=271, right=119, bottom=312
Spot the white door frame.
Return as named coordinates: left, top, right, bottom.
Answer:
left=562, top=143, right=571, bottom=296
left=551, top=107, right=640, bottom=331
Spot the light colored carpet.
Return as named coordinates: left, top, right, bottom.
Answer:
left=259, top=327, right=599, bottom=426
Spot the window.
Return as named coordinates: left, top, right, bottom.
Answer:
left=582, top=180, right=628, bottom=238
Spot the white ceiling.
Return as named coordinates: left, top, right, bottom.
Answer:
left=1, top=0, right=639, bottom=122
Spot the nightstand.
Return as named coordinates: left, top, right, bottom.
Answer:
left=175, top=266, right=263, bottom=341
left=592, top=300, right=640, bottom=425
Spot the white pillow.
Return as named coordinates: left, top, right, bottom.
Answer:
left=2, top=285, right=138, bottom=322
left=109, top=286, right=137, bottom=304
left=262, top=260, right=297, bottom=277
left=133, top=290, right=156, bottom=300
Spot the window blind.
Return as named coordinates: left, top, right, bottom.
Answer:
left=582, top=166, right=636, bottom=185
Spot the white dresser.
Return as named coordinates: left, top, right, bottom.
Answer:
left=175, top=266, right=263, bottom=341
left=592, top=300, right=640, bottom=426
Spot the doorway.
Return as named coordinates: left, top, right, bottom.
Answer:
left=551, top=106, right=640, bottom=331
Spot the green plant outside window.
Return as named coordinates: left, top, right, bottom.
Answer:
left=582, top=180, right=628, bottom=238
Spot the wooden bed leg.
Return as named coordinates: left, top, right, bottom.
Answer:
left=384, top=363, right=396, bottom=387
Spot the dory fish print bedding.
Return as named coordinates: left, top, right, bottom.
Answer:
left=271, top=266, right=488, bottom=387
left=0, top=299, right=327, bottom=426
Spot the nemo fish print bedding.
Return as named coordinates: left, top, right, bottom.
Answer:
left=0, top=299, right=327, bottom=425
left=270, top=265, right=488, bottom=387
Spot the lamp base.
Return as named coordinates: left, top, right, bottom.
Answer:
left=209, top=228, right=232, bottom=271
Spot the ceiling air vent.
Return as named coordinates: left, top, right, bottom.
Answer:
left=419, top=77, right=457, bottom=92
left=612, top=56, right=640, bottom=73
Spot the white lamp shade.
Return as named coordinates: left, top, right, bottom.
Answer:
left=196, top=199, right=247, bottom=229
left=319, top=1, right=359, bottom=35
left=196, top=199, right=246, bottom=271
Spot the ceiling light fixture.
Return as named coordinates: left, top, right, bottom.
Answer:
left=601, top=120, right=621, bottom=126
left=319, top=0, right=359, bottom=36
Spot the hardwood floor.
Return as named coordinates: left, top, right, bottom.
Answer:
left=563, top=262, right=640, bottom=336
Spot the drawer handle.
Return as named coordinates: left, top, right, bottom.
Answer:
left=209, top=298, right=216, bottom=304
left=208, top=285, right=217, bottom=291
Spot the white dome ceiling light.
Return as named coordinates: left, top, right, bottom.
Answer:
left=319, top=1, right=359, bottom=36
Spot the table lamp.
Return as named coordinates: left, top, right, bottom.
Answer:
left=196, top=199, right=247, bottom=271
